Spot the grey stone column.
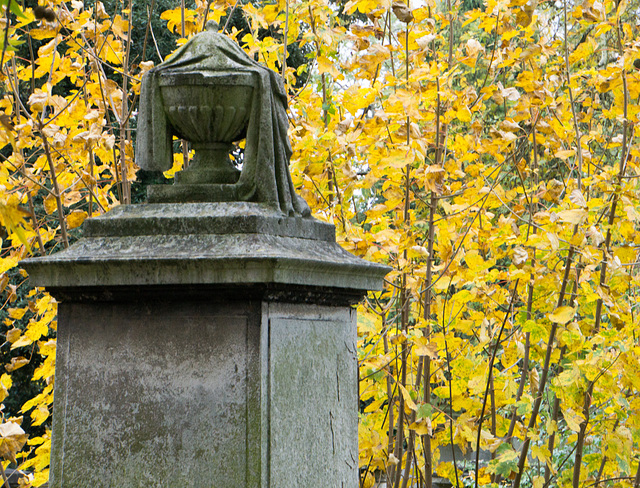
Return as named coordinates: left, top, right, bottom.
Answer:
left=22, top=202, right=388, bottom=488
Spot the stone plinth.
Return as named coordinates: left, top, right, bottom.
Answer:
left=22, top=202, right=388, bottom=488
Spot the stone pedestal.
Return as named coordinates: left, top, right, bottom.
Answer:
left=22, top=203, right=388, bottom=488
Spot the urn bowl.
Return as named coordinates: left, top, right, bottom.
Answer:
left=158, top=71, right=255, bottom=184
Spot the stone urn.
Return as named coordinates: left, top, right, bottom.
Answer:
left=158, top=71, right=255, bottom=185
left=136, top=21, right=310, bottom=214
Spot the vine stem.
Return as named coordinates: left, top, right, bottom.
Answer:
left=442, top=287, right=461, bottom=488
left=398, top=9, right=414, bottom=487
left=573, top=14, right=631, bottom=486
left=307, top=5, right=346, bottom=232
left=119, top=0, right=134, bottom=204
left=420, top=191, right=437, bottom=488
left=38, top=120, right=69, bottom=248
left=512, top=236, right=577, bottom=488
left=475, top=281, right=519, bottom=488
left=563, top=0, right=584, bottom=190
left=0, top=462, right=10, bottom=488
left=281, top=0, right=289, bottom=80
left=544, top=347, right=565, bottom=484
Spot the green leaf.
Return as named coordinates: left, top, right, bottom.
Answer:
left=416, top=402, right=432, bottom=420
left=488, top=444, right=519, bottom=477
left=523, top=319, right=548, bottom=342
left=7, top=0, right=27, bottom=19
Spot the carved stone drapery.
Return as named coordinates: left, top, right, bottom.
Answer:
left=136, top=22, right=310, bottom=217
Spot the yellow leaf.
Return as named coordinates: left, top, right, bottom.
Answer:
left=414, top=336, right=438, bottom=359
left=263, top=4, right=281, bottom=23
left=569, top=38, right=594, bottom=64
left=569, top=189, right=587, bottom=208
left=28, top=90, right=49, bottom=112
left=363, top=397, right=385, bottom=413
left=531, top=445, right=551, bottom=463
left=562, top=407, right=584, bottom=432
left=33, top=357, right=55, bottom=382
left=5, top=357, right=29, bottom=372
left=28, top=27, right=57, bottom=40
left=34, top=293, right=53, bottom=312
left=549, top=306, right=575, bottom=324
left=409, top=418, right=432, bottom=436
left=570, top=232, right=585, bottom=247
left=398, top=384, right=417, bottom=411
left=624, top=205, right=640, bottom=222
left=515, top=7, right=533, bottom=27
left=43, top=194, right=57, bottom=215
left=31, top=405, right=50, bottom=427
left=111, top=14, right=129, bottom=39
left=33, top=470, right=49, bottom=487
left=10, top=336, right=32, bottom=350
left=25, top=312, right=54, bottom=343
left=555, top=149, right=575, bottom=160
left=455, top=106, right=472, bottom=122
left=557, top=209, right=587, bottom=225
left=556, top=365, right=581, bottom=387
left=317, top=55, right=343, bottom=80
left=544, top=232, right=559, bottom=251
left=513, top=246, right=529, bottom=266
left=0, top=374, right=11, bottom=404
left=0, top=197, right=32, bottom=251
left=21, top=384, right=53, bottom=413
left=543, top=178, right=564, bottom=203
left=38, top=340, right=56, bottom=357
left=103, top=36, right=124, bottom=66
left=382, top=148, right=414, bottom=169
left=67, top=210, right=88, bottom=229
left=345, top=0, right=381, bottom=15
left=437, top=462, right=458, bottom=485
left=342, top=85, right=376, bottom=116
left=476, top=468, right=492, bottom=485
left=0, top=422, right=27, bottom=463
left=1, top=374, right=12, bottom=390
left=593, top=22, right=612, bottom=37
left=7, top=308, right=26, bottom=320
left=160, top=8, right=198, bottom=34
left=614, top=246, right=636, bottom=265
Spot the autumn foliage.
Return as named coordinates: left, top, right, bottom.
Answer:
left=1, top=0, right=639, bottom=486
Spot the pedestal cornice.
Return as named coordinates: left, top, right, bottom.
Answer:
left=21, top=202, right=389, bottom=304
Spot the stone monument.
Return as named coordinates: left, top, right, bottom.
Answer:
left=21, top=22, right=389, bottom=488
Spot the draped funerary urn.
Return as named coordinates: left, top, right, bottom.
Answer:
left=137, top=21, right=310, bottom=216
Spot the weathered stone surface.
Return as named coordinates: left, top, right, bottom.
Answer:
left=22, top=203, right=388, bottom=294
left=51, top=300, right=260, bottom=487
left=21, top=201, right=388, bottom=487
left=50, top=299, right=359, bottom=487
left=83, top=202, right=335, bottom=240
left=267, top=303, right=358, bottom=488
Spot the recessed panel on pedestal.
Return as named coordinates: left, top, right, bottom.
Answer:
left=51, top=301, right=260, bottom=488
left=266, top=303, right=358, bottom=488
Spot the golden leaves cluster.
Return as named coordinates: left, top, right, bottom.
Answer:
left=0, top=0, right=639, bottom=486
